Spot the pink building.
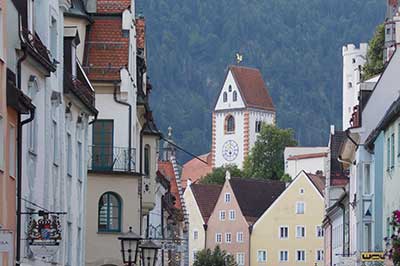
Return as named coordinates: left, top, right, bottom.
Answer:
left=206, top=175, right=285, bottom=266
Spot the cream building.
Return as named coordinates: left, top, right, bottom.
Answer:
left=251, top=171, right=325, bottom=266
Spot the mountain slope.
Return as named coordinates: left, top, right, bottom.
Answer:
left=142, top=0, right=385, bottom=162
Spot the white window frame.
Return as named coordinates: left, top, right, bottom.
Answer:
left=192, top=249, right=198, bottom=261
left=316, top=225, right=324, bottom=238
left=257, top=250, right=267, bottom=263
left=363, top=163, right=372, bottom=195
left=0, top=116, right=4, bottom=170
left=296, top=201, right=305, bottom=214
left=279, top=250, right=289, bottom=262
left=316, top=249, right=324, bottom=261
left=236, top=252, right=245, bottom=266
left=193, top=229, right=199, bottom=240
left=279, top=226, right=289, bottom=239
left=296, top=250, right=306, bottom=262
left=296, top=225, right=306, bottom=238
left=229, top=210, right=236, bottom=220
left=219, top=210, right=226, bottom=221
left=236, top=232, right=244, bottom=243
left=215, top=233, right=222, bottom=243
left=225, top=232, right=232, bottom=243
left=225, top=192, right=231, bottom=203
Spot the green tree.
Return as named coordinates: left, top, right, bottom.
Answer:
left=362, top=23, right=385, bottom=81
left=200, top=164, right=243, bottom=185
left=193, top=246, right=237, bottom=266
left=243, top=124, right=297, bottom=180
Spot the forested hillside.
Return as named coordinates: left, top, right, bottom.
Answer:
left=141, top=0, right=385, bottom=163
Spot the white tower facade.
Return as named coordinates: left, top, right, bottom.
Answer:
left=211, top=66, right=275, bottom=169
left=342, top=43, right=367, bottom=130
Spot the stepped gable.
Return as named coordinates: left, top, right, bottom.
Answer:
left=229, top=178, right=286, bottom=224
left=229, top=65, right=275, bottom=112
left=158, top=161, right=182, bottom=209
left=191, top=183, right=222, bottom=223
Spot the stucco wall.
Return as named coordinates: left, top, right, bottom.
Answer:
left=251, top=173, right=324, bottom=266
left=206, top=180, right=249, bottom=266
left=184, top=187, right=206, bottom=265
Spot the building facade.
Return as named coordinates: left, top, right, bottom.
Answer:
left=251, top=171, right=325, bottom=266
left=284, top=146, right=329, bottom=178
left=211, top=66, right=275, bottom=169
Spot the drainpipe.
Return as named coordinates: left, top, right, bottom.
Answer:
left=88, top=113, right=97, bottom=125
left=203, top=224, right=208, bottom=249
left=248, top=225, right=253, bottom=266
left=326, top=218, right=333, bottom=266
left=339, top=203, right=346, bottom=257
left=139, top=129, right=143, bottom=234
left=161, top=196, right=165, bottom=266
left=113, top=82, right=132, bottom=170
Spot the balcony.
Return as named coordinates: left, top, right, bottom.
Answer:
left=88, top=145, right=136, bottom=173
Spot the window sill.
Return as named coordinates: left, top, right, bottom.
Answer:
left=97, top=230, right=121, bottom=234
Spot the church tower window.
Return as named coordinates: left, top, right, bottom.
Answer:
left=223, top=92, right=228, bottom=102
left=225, top=115, right=235, bottom=134
left=233, top=91, right=237, bottom=102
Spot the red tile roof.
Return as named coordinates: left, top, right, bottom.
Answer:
left=136, top=17, right=145, bottom=49
left=158, top=161, right=182, bottom=209
left=229, top=66, right=275, bottom=112
left=191, top=184, right=222, bottom=223
left=181, top=153, right=212, bottom=189
left=97, top=0, right=131, bottom=13
left=287, top=152, right=328, bottom=161
left=84, top=17, right=128, bottom=81
left=306, top=173, right=326, bottom=196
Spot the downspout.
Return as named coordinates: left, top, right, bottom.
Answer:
left=16, top=15, right=30, bottom=265
left=161, top=196, right=165, bottom=266
left=88, top=113, right=97, bottom=125
left=249, top=225, right=253, bottom=266
left=139, top=129, right=143, bottom=234
left=203, top=224, right=208, bottom=249
left=339, top=203, right=346, bottom=257
left=327, top=218, right=333, bottom=266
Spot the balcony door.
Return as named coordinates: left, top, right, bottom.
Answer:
left=92, top=120, right=114, bottom=170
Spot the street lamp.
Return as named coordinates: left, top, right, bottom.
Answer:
left=118, top=226, right=142, bottom=266
left=140, top=239, right=161, bottom=266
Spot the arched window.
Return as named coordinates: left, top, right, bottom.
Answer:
left=233, top=91, right=237, bottom=102
left=228, top=85, right=232, bottom=92
left=98, top=192, right=122, bottom=232
left=223, top=92, right=228, bottom=102
left=144, top=144, right=150, bottom=176
left=225, top=115, right=235, bottom=133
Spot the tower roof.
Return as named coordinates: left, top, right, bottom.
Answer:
left=229, top=65, right=275, bottom=112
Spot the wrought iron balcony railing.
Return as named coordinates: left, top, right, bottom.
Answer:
left=88, top=145, right=136, bottom=172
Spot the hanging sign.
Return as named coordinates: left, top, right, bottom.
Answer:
left=27, top=213, right=62, bottom=258
left=0, top=230, right=14, bottom=266
left=361, top=252, right=385, bottom=262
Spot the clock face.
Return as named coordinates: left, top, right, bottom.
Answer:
left=222, top=140, right=239, bottom=161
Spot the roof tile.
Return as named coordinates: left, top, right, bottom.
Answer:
left=191, top=184, right=222, bottom=223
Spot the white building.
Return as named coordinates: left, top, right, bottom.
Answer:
left=211, top=65, right=275, bottom=169
left=342, top=43, right=367, bottom=131
left=284, top=146, right=329, bottom=178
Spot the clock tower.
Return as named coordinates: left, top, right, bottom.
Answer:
left=211, top=65, right=276, bottom=168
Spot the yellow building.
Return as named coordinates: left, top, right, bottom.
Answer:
left=250, top=171, right=325, bottom=266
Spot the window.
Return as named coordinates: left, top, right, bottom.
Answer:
left=316, top=250, right=324, bottom=261
left=255, top=121, right=262, bottom=133
left=98, top=192, right=122, bottom=232
left=233, top=91, right=238, bottom=102
left=348, top=82, right=352, bottom=88
left=50, top=16, right=57, bottom=58
left=67, top=133, right=72, bottom=176
left=225, top=115, right=235, bottom=133
left=364, top=223, right=372, bottom=251
left=225, top=193, right=231, bottom=203
left=144, top=144, right=150, bottom=176
left=52, top=120, right=58, bottom=164
left=236, top=253, right=245, bottom=266
left=316, top=226, right=324, bottom=238
left=391, top=133, right=395, bottom=168
left=229, top=210, right=236, bottom=220
left=0, top=116, right=3, bottom=170
left=216, top=233, right=222, bottom=243
left=280, top=250, right=288, bottom=262
left=223, top=92, right=228, bottom=102
left=225, top=232, right=232, bottom=243
left=92, top=120, right=114, bottom=170
left=387, top=137, right=391, bottom=171
left=76, top=227, right=82, bottom=265
left=237, top=232, right=243, bottom=243
left=66, top=222, right=72, bottom=265
left=77, top=141, right=83, bottom=178
left=9, top=125, right=16, bottom=177
left=257, top=250, right=267, bottom=262
left=228, top=85, right=232, bottom=92
left=363, top=163, right=371, bottom=195
left=299, top=188, right=305, bottom=194
left=71, top=43, right=77, bottom=78
left=296, top=202, right=305, bottom=214
left=296, top=250, right=305, bottom=261
left=193, top=230, right=198, bottom=240
left=296, top=226, right=305, bottom=238
left=192, top=250, right=198, bottom=261
left=219, top=210, right=226, bottom=221
left=280, top=226, right=289, bottom=239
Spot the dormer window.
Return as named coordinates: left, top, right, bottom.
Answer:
left=223, top=92, right=227, bottom=102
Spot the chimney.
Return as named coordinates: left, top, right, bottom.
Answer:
left=330, top=125, right=335, bottom=135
